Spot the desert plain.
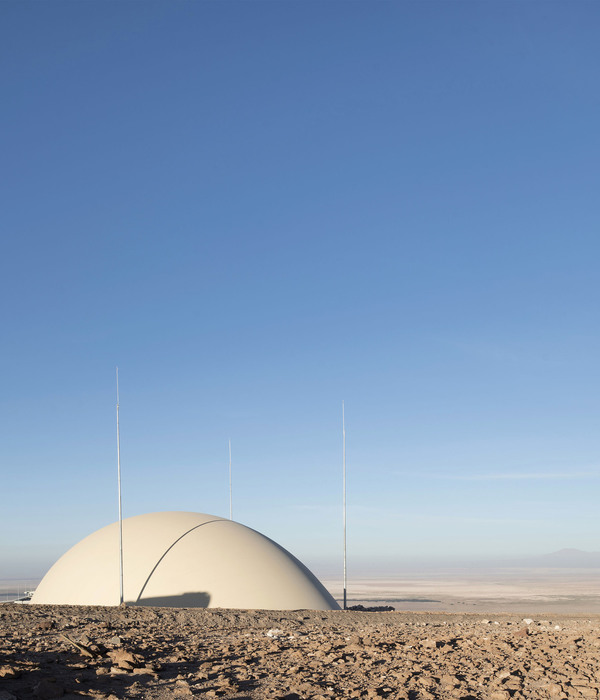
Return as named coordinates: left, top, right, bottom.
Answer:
left=321, top=568, right=600, bottom=614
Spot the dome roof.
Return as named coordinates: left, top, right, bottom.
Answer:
left=31, top=511, right=339, bottom=610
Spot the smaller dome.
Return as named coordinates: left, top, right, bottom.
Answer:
left=32, top=511, right=339, bottom=610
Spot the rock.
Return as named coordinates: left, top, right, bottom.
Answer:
left=174, top=679, right=193, bottom=696
left=439, top=674, right=456, bottom=688
left=0, top=665, right=19, bottom=679
left=133, top=665, right=158, bottom=677
left=110, top=666, right=132, bottom=675
left=107, top=648, right=143, bottom=669
left=88, top=642, right=106, bottom=656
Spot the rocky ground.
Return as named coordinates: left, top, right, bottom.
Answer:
left=1, top=604, right=600, bottom=699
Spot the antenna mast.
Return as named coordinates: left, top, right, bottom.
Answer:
left=116, top=367, right=124, bottom=606
left=342, top=400, right=347, bottom=610
left=229, top=438, right=233, bottom=520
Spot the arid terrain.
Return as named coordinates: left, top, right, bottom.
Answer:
left=321, top=569, right=600, bottom=614
left=1, top=603, right=600, bottom=700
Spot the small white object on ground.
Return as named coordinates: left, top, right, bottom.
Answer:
left=266, top=628, right=284, bottom=638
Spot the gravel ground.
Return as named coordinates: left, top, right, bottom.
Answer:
left=1, top=604, right=599, bottom=699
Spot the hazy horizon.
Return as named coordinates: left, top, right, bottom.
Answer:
left=6, top=545, right=600, bottom=584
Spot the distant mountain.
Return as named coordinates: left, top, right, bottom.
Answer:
left=527, top=548, right=600, bottom=568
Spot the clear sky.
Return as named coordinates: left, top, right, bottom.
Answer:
left=2, top=1, right=600, bottom=580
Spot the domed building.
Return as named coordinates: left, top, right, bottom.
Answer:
left=31, top=511, right=339, bottom=610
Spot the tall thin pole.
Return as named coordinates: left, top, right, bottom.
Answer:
left=229, top=438, right=233, bottom=520
left=116, top=367, right=124, bottom=606
left=342, top=400, right=347, bottom=610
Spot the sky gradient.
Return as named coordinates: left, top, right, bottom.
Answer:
left=2, top=1, right=600, bottom=579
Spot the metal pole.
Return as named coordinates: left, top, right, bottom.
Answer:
left=229, top=438, right=232, bottom=520
left=343, top=400, right=347, bottom=610
left=116, top=367, right=124, bottom=606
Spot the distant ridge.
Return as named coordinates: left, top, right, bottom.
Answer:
left=525, top=548, right=600, bottom=568
left=342, top=549, right=600, bottom=575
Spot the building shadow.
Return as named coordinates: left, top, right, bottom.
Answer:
left=128, top=591, right=211, bottom=608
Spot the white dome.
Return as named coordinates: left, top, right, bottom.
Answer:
left=31, top=511, right=339, bottom=610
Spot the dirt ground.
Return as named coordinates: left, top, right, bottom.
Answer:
left=1, top=603, right=600, bottom=699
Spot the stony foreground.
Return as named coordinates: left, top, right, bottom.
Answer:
left=1, top=604, right=600, bottom=700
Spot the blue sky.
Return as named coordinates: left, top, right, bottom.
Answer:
left=2, top=1, right=600, bottom=579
